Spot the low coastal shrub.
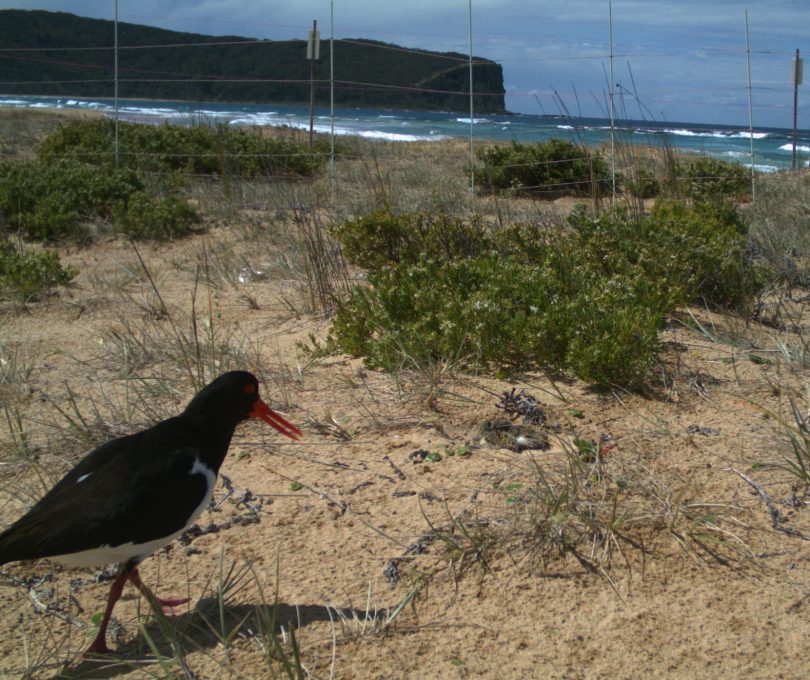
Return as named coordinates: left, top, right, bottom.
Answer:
left=333, top=208, right=493, bottom=269
left=331, top=251, right=666, bottom=387
left=0, top=238, right=76, bottom=305
left=625, top=167, right=661, bottom=199
left=38, top=119, right=330, bottom=178
left=112, top=192, right=200, bottom=241
left=569, top=200, right=767, bottom=315
left=0, top=158, right=199, bottom=242
left=680, top=157, right=750, bottom=201
left=0, top=158, right=142, bottom=241
left=329, top=203, right=766, bottom=388
left=473, top=138, right=613, bottom=198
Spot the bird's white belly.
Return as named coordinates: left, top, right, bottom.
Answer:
left=53, top=459, right=217, bottom=568
left=53, top=530, right=189, bottom=567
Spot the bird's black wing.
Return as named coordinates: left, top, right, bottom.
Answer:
left=0, top=424, right=211, bottom=564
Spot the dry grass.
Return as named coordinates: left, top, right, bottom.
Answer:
left=0, top=107, right=104, bottom=159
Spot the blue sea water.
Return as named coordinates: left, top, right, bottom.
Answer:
left=3, top=94, right=810, bottom=172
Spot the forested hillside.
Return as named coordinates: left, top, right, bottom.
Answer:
left=0, top=10, right=506, bottom=113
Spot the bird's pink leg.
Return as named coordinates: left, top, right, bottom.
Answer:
left=128, top=567, right=189, bottom=614
left=84, top=568, right=129, bottom=656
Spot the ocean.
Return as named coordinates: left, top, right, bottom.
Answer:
left=3, top=94, right=809, bottom=172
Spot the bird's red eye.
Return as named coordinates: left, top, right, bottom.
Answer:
left=243, top=384, right=256, bottom=395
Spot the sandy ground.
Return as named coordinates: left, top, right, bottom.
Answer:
left=2, top=223, right=810, bottom=679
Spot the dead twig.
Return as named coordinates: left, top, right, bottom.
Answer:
left=730, top=467, right=810, bottom=541
left=383, top=455, right=407, bottom=481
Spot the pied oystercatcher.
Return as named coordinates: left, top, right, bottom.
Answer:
left=0, top=371, right=301, bottom=655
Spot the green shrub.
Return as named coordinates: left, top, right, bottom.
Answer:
left=329, top=203, right=768, bottom=389
left=626, top=168, right=661, bottom=199
left=333, top=208, right=493, bottom=270
left=0, top=157, right=200, bottom=243
left=0, top=158, right=142, bottom=241
left=565, top=271, right=668, bottom=387
left=113, top=192, right=200, bottom=241
left=0, top=239, right=76, bottom=305
left=474, top=139, right=612, bottom=198
left=333, top=256, right=553, bottom=372
left=680, top=157, right=750, bottom=201
left=38, top=119, right=330, bottom=178
left=330, top=247, right=668, bottom=388
left=569, top=201, right=767, bottom=314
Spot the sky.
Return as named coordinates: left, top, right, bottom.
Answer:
left=3, top=1, right=809, bottom=128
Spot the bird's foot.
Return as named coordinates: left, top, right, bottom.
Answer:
left=82, top=637, right=115, bottom=657
left=127, top=568, right=190, bottom=615
left=154, top=595, right=190, bottom=615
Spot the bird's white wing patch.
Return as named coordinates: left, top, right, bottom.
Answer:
left=188, top=458, right=217, bottom=525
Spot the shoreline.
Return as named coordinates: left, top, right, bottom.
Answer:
left=4, top=92, right=807, bottom=136
left=0, top=96, right=800, bottom=171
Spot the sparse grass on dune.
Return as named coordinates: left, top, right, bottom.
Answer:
left=411, top=439, right=752, bottom=583
left=5, top=107, right=810, bottom=677
left=0, top=107, right=104, bottom=160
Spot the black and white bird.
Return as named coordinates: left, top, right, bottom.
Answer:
left=0, top=371, right=301, bottom=655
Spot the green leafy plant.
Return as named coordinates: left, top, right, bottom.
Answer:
left=329, top=203, right=767, bottom=389
left=680, top=157, right=750, bottom=201
left=0, top=158, right=142, bottom=241
left=568, top=200, right=768, bottom=315
left=0, top=156, right=201, bottom=243
left=473, top=138, right=613, bottom=198
left=113, top=192, right=200, bottom=241
left=438, top=443, right=471, bottom=457
left=625, top=167, right=661, bottom=199
left=38, top=119, right=330, bottom=178
left=332, top=207, right=492, bottom=271
left=0, top=238, right=76, bottom=305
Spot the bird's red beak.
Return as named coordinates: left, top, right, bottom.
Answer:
left=249, top=398, right=302, bottom=440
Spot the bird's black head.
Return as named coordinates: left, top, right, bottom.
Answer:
left=183, top=371, right=301, bottom=440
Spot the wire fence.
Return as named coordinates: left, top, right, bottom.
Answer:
left=1, top=9, right=804, bottom=117
left=0, top=5, right=805, bottom=204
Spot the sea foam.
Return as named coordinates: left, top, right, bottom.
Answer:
left=779, top=143, right=810, bottom=153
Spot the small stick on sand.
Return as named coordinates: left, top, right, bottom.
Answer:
left=730, top=467, right=810, bottom=541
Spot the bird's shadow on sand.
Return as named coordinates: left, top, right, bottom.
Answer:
left=59, top=596, right=356, bottom=679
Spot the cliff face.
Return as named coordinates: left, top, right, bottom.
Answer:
left=0, top=10, right=506, bottom=114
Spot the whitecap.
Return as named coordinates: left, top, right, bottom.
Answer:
left=229, top=116, right=274, bottom=126
left=357, top=130, right=449, bottom=142
left=751, top=164, right=779, bottom=173
left=779, top=143, right=810, bottom=153
left=731, top=131, right=768, bottom=139
left=121, top=106, right=177, bottom=115
left=665, top=128, right=703, bottom=137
